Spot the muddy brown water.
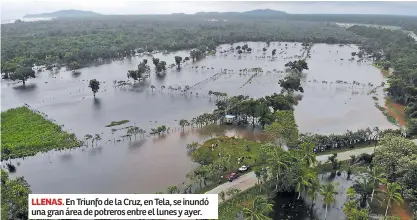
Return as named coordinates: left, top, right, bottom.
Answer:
left=1, top=42, right=396, bottom=194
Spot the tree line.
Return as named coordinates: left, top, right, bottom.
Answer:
left=1, top=15, right=361, bottom=78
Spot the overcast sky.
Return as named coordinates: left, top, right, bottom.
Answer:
left=2, top=1, right=417, bottom=21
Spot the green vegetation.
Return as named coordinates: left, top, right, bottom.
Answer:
left=127, top=59, right=151, bottom=81
left=8, top=67, right=35, bottom=86
left=192, top=136, right=263, bottom=166
left=297, top=127, right=402, bottom=154
left=150, top=125, right=168, bottom=135
left=1, top=16, right=361, bottom=73
left=219, top=186, right=265, bottom=219
left=264, top=110, right=298, bottom=146
left=1, top=106, right=81, bottom=160
left=88, top=79, right=100, bottom=97
left=214, top=137, right=320, bottom=219
left=1, top=170, right=31, bottom=220
left=105, top=120, right=130, bottom=127
left=373, top=134, right=417, bottom=214
left=348, top=26, right=417, bottom=136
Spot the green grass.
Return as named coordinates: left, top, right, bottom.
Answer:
left=1, top=106, right=81, bottom=160
left=105, top=120, right=129, bottom=127
left=192, top=136, right=264, bottom=168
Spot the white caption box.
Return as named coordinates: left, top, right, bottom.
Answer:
left=29, top=194, right=218, bottom=219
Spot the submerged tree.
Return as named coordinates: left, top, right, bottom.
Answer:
left=285, top=60, right=309, bottom=73
left=127, top=59, right=150, bottom=81
left=179, top=119, right=189, bottom=130
left=9, top=67, right=35, bottom=86
left=156, top=61, right=167, bottom=73
left=279, top=75, right=304, bottom=93
left=88, top=79, right=100, bottom=97
left=152, top=57, right=160, bottom=66
left=127, top=126, right=140, bottom=140
left=175, top=56, right=182, bottom=69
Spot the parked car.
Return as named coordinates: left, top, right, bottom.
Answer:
left=226, top=172, right=239, bottom=182
left=238, top=165, right=250, bottom=172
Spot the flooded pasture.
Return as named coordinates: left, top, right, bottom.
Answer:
left=1, top=41, right=396, bottom=194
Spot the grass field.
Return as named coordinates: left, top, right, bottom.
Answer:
left=192, top=136, right=264, bottom=168
left=1, top=106, right=81, bottom=160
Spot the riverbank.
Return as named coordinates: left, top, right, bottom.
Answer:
left=385, top=97, right=407, bottom=126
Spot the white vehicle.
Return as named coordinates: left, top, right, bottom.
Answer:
left=238, top=165, right=250, bottom=172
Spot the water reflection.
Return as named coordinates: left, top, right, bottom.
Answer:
left=12, top=83, right=37, bottom=92
left=273, top=191, right=316, bottom=220
left=92, top=97, right=102, bottom=110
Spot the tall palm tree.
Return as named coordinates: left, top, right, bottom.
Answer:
left=300, top=142, right=317, bottom=167
left=383, top=183, right=404, bottom=217
left=306, top=179, right=320, bottom=211
left=354, top=175, right=374, bottom=208
left=343, top=200, right=357, bottom=217
left=267, top=148, right=291, bottom=190
left=295, top=166, right=315, bottom=199
left=369, top=167, right=386, bottom=202
left=320, top=182, right=338, bottom=220
left=243, top=196, right=273, bottom=220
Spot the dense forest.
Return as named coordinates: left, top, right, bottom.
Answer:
left=1, top=16, right=361, bottom=71
left=347, top=26, right=417, bottom=135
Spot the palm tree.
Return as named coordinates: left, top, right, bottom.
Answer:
left=179, top=119, right=188, bottom=130
left=320, top=182, right=338, bottom=220
left=243, top=196, right=273, bottom=220
left=300, top=142, right=317, bottom=167
left=383, top=182, right=403, bottom=217
left=343, top=200, right=357, bottom=217
left=369, top=166, right=386, bottom=202
left=167, top=185, right=180, bottom=194
left=267, top=147, right=291, bottom=190
left=346, top=187, right=356, bottom=201
left=306, top=179, right=320, bottom=211
left=295, top=166, right=315, bottom=199
left=354, top=175, right=374, bottom=208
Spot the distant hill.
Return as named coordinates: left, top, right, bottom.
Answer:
left=241, top=9, right=287, bottom=17
left=24, top=9, right=101, bottom=18
left=194, top=9, right=287, bottom=18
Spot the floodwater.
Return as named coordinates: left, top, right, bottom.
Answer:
left=1, top=41, right=395, bottom=194
left=272, top=173, right=358, bottom=220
